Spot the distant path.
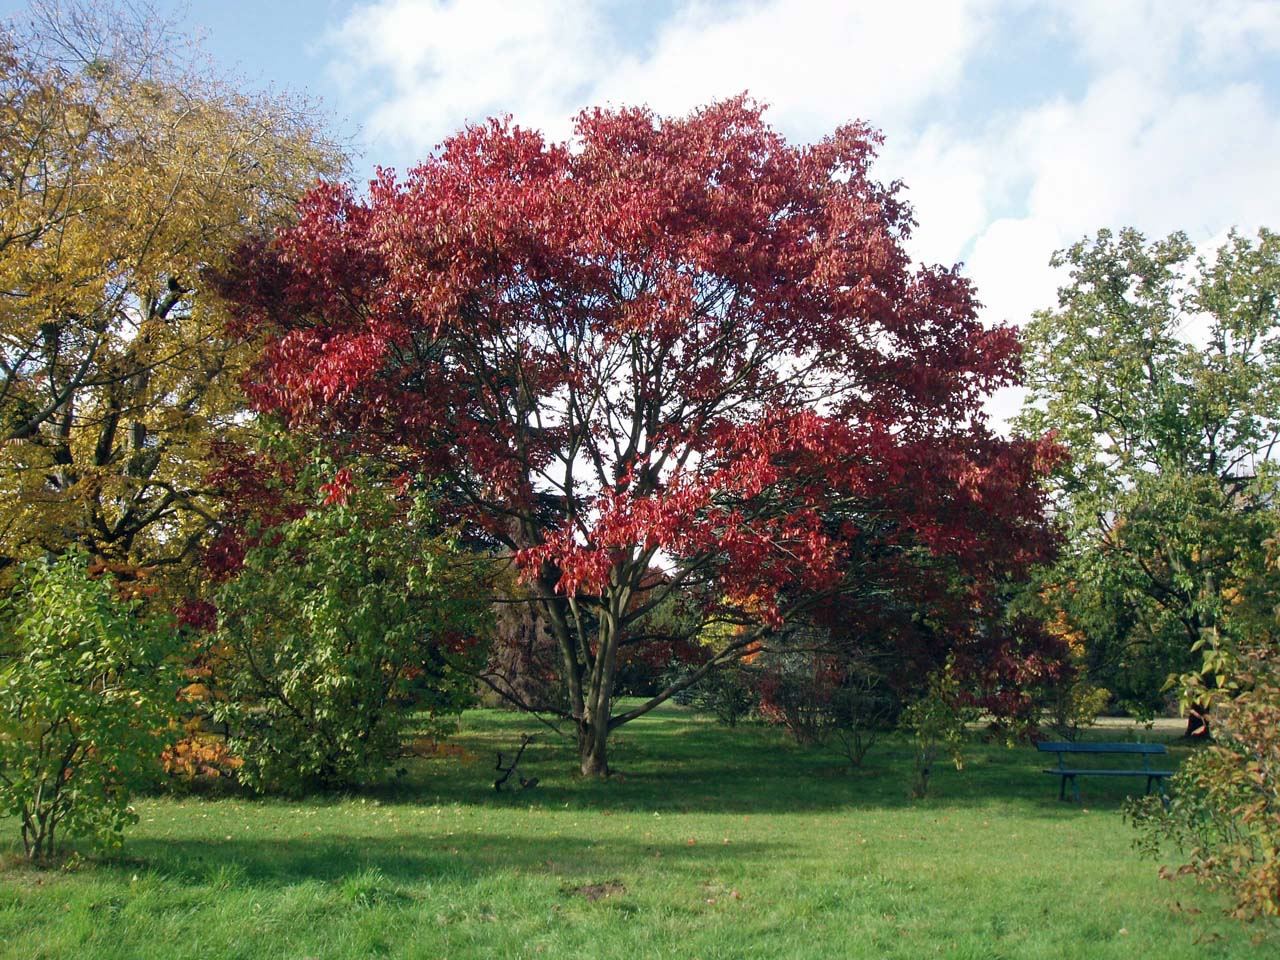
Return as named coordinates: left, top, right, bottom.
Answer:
left=1089, top=717, right=1187, bottom=737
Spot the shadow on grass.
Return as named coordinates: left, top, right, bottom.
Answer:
left=122, top=831, right=780, bottom=890
left=366, top=708, right=1191, bottom=817
left=37, top=709, right=1191, bottom=899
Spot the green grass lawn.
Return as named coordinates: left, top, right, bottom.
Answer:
left=1, top=706, right=1273, bottom=959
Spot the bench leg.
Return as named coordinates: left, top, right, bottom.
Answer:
left=1140, top=775, right=1172, bottom=808
left=1057, top=775, right=1082, bottom=802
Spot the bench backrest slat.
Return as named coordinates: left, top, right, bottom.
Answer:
left=1036, top=741, right=1167, bottom=754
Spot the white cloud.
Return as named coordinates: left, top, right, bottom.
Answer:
left=327, top=0, right=610, bottom=154
left=327, top=0, right=999, bottom=159
left=885, top=6, right=1280, bottom=333
left=1016, top=77, right=1280, bottom=241
left=1048, top=0, right=1191, bottom=78
left=1194, top=1, right=1280, bottom=65
left=967, top=217, right=1066, bottom=325
left=593, top=0, right=997, bottom=139
left=1047, top=0, right=1280, bottom=74
left=880, top=124, right=1012, bottom=269
left=939, top=72, right=1280, bottom=342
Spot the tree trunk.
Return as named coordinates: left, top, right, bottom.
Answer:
left=1184, top=705, right=1210, bottom=739
left=577, top=636, right=617, bottom=776
left=1186, top=609, right=1216, bottom=740
left=575, top=586, right=628, bottom=777
left=579, top=717, right=610, bottom=777
left=535, top=560, right=636, bottom=778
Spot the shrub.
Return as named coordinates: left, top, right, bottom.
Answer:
left=1127, top=638, right=1280, bottom=921
left=213, top=481, right=489, bottom=793
left=479, top=580, right=564, bottom=712
left=1046, top=678, right=1112, bottom=741
left=664, top=659, right=757, bottom=726
left=0, top=552, right=182, bottom=860
left=751, top=644, right=900, bottom=765
left=754, top=649, right=841, bottom=745
left=900, top=661, right=975, bottom=799
left=161, top=719, right=242, bottom=784
left=828, top=670, right=900, bottom=768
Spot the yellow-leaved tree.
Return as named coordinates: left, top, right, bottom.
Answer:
left=0, top=0, right=345, bottom=585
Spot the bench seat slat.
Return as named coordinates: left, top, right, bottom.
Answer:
left=1036, top=742, right=1167, bottom=754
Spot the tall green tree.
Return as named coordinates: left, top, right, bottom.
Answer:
left=1016, top=227, right=1280, bottom=719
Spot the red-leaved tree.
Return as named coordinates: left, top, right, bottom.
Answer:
left=221, top=97, right=1061, bottom=775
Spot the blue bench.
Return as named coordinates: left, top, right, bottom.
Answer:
left=1036, top=741, right=1174, bottom=802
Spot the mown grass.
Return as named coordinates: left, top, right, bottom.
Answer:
left=1, top=705, right=1273, bottom=959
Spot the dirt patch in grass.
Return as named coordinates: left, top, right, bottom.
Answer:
left=568, top=880, right=626, bottom=901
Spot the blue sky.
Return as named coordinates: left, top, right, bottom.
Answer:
left=5, top=0, right=1280, bottom=396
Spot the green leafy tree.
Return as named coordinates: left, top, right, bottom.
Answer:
left=212, top=465, right=490, bottom=793
left=0, top=551, right=182, bottom=860
left=1016, top=227, right=1280, bottom=719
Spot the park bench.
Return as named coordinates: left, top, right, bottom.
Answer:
left=1036, top=741, right=1174, bottom=802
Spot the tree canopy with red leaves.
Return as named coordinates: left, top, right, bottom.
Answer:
left=223, top=97, right=1061, bottom=775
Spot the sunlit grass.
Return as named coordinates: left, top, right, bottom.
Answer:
left=1, top=705, right=1272, bottom=959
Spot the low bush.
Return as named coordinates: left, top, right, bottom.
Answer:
left=213, top=479, right=489, bottom=793
left=1127, top=637, right=1280, bottom=921
left=900, top=661, right=976, bottom=799
left=751, top=647, right=900, bottom=765
left=0, top=552, right=182, bottom=859
left=665, top=660, right=757, bottom=727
